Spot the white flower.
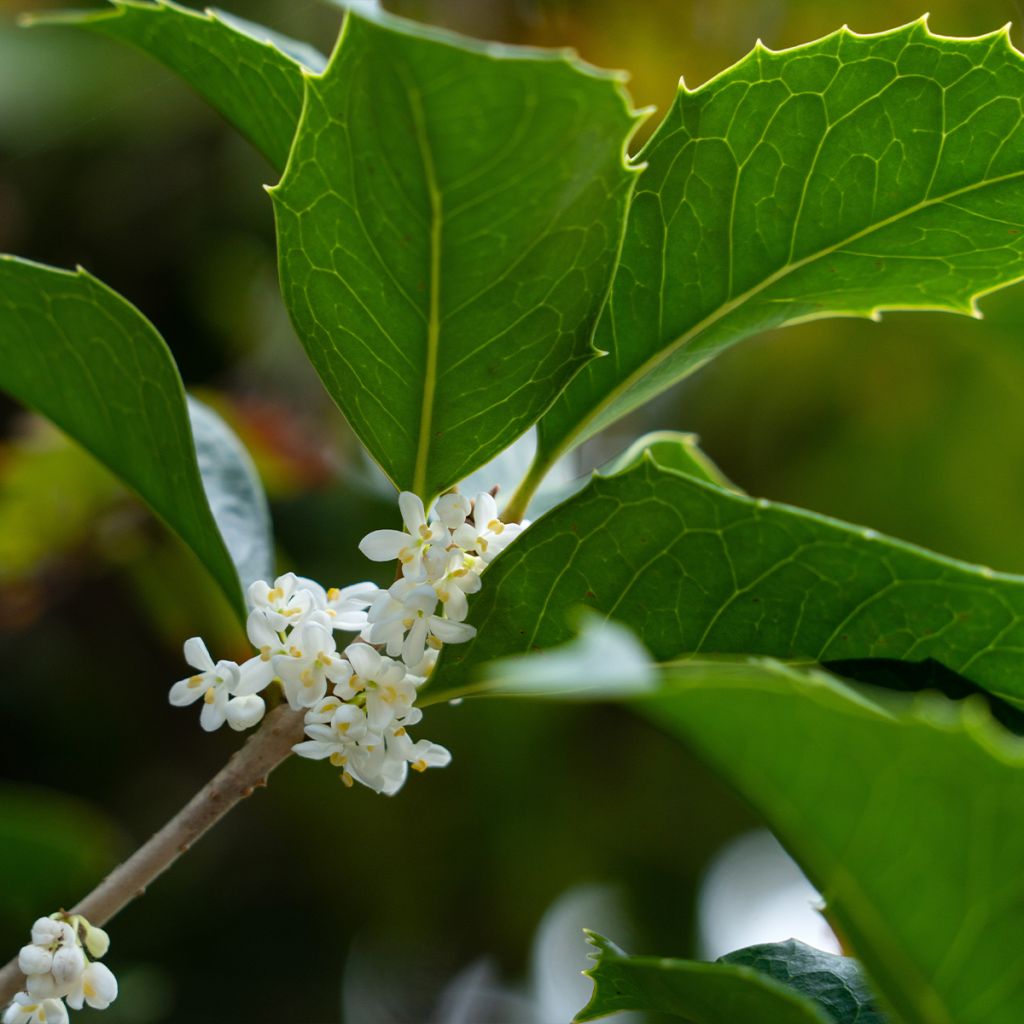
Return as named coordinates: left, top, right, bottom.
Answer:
left=293, top=703, right=372, bottom=765
left=49, top=946, right=83, bottom=988
left=359, top=492, right=448, bottom=578
left=346, top=643, right=421, bottom=729
left=433, top=549, right=482, bottom=622
left=434, top=491, right=471, bottom=529
left=234, top=609, right=292, bottom=697
left=452, top=492, right=526, bottom=562
left=272, top=615, right=350, bottom=710
left=389, top=727, right=452, bottom=774
left=168, top=638, right=241, bottom=732
left=246, top=572, right=318, bottom=631
left=65, top=962, right=118, bottom=1011
left=365, top=581, right=475, bottom=665
left=324, top=581, right=379, bottom=631
left=28, top=921, right=62, bottom=949
left=3, top=994, right=68, bottom=1024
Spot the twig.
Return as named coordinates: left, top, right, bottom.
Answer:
left=0, top=704, right=306, bottom=1005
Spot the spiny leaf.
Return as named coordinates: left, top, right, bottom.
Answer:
left=0, top=256, right=268, bottom=619
left=640, top=659, right=1024, bottom=1024
left=720, top=941, right=889, bottom=1024
left=527, top=20, right=1024, bottom=490
left=575, top=930, right=833, bottom=1023
left=26, top=0, right=323, bottom=170
left=436, top=456, right=1024, bottom=706
left=271, top=9, right=643, bottom=499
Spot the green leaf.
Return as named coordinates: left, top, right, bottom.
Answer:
left=0, top=256, right=261, bottom=617
left=720, top=941, right=888, bottom=1024
left=26, top=0, right=323, bottom=170
left=640, top=659, right=1024, bottom=1024
left=186, top=395, right=274, bottom=591
left=436, top=457, right=1024, bottom=705
left=575, top=930, right=833, bottom=1023
left=601, top=430, right=739, bottom=490
left=270, top=9, right=642, bottom=499
left=526, top=20, right=1024, bottom=493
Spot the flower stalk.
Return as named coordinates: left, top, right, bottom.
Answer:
left=0, top=704, right=305, bottom=1008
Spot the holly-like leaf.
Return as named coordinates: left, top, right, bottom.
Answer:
left=0, top=256, right=269, bottom=618
left=574, top=931, right=833, bottom=1023
left=26, top=0, right=323, bottom=170
left=270, top=9, right=642, bottom=499
left=639, top=659, right=1024, bottom=1024
left=720, top=941, right=888, bottom=1024
left=436, top=456, right=1024, bottom=706
left=523, top=20, right=1024, bottom=498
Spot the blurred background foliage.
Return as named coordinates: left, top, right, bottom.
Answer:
left=2, top=0, right=1024, bottom=1020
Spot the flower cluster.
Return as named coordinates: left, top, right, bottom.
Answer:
left=168, top=490, right=525, bottom=795
left=6, top=916, right=117, bottom=1023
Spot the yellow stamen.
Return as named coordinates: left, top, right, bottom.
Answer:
left=412, top=759, right=428, bottom=773
left=341, top=771, right=354, bottom=788
left=259, top=646, right=272, bottom=662
left=329, top=752, right=347, bottom=767
left=203, top=687, right=216, bottom=704
left=327, top=588, right=341, bottom=601
left=188, top=674, right=204, bottom=688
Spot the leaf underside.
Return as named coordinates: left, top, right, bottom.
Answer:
left=0, top=257, right=256, bottom=618
left=533, top=20, right=1024, bottom=476
left=271, top=10, right=641, bottom=499
left=436, top=456, right=1024, bottom=706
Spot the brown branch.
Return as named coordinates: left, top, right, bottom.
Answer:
left=0, top=704, right=306, bottom=1006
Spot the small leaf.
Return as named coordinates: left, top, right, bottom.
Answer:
left=186, top=395, right=274, bottom=591
left=640, top=659, right=1024, bottom=1024
left=529, top=21, right=1024, bottom=487
left=27, top=0, right=323, bottom=170
left=575, top=930, right=832, bottom=1023
left=0, top=256, right=258, bottom=618
left=436, top=457, right=1024, bottom=706
left=271, top=9, right=643, bottom=499
left=600, top=430, right=739, bottom=490
left=720, top=941, right=889, bottom=1024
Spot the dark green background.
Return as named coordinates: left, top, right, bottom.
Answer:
left=2, top=1, right=1023, bottom=1020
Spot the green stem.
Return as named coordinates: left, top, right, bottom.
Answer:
left=502, top=449, right=552, bottom=524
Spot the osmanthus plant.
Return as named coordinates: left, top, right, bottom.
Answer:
left=2, top=1, right=1024, bottom=1021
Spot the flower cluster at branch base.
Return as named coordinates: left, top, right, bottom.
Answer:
left=6, top=915, right=117, bottom=1023
left=169, top=490, right=526, bottom=795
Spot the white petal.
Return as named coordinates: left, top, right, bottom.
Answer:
left=235, top=656, right=275, bottom=697
left=344, top=642, right=380, bottom=678
left=183, top=636, right=214, bottom=672
left=442, top=587, right=468, bottom=622
left=358, top=529, right=409, bottom=562
left=30, top=919, right=62, bottom=947
left=51, top=945, right=84, bottom=986
left=429, top=617, right=476, bottom=644
left=402, top=618, right=429, bottom=667
left=169, top=678, right=204, bottom=707
left=199, top=696, right=228, bottom=732
left=398, top=491, right=426, bottom=533
left=473, top=492, right=497, bottom=525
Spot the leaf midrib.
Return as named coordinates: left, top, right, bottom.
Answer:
left=547, top=163, right=1024, bottom=463
left=405, top=74, right=443, bottom=499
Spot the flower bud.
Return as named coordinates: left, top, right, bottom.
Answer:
left=84, top=924, right=110, bottom=959
left=51, top=943, right=85, bottom=985
left=17, top=943, right=52, bottom=975
left=82, top=961, right=118, bottom=1009
left=29, top=917, right=62, bottom=947
left=25, top=971, right=61, bottom=999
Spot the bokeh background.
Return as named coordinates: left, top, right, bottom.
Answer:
left=2, top=0, right=1024, bottom=1020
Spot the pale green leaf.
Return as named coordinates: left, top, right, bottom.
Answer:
left=271, top=9, right=642, bottom=499
left=640, top=659, right=1024, bottom=1024
left=435, top=457, right=1024, bottom=705
left=26, top=0, right=322, bottom=170
left=575, top=930, right=833, bottom=1023
left=0, top=256, right=263, bottom=618
left=525, top=20, right=1024, bottom=494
